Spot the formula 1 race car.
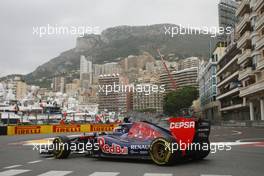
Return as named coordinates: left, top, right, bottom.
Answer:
left=40, top=118, right=211, bottom=165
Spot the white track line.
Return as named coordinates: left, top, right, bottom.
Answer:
left=231, top=130, right=242, bottom=135
left=211, top=142, right=259, bottom=146
left=37, top=170, right=73, bottom=176
left=0, top=169, right=30, bottom=176
left=236, top=137, right=264, bottom=142
left=89, top=172, right=120, bottom=176
left=201, top=175, right=232, bottom=176
left=27, top=160, right=42, bottom=164
left=45, top=157, right=54, bottom=160
left=3, top=165, right=22, bottom=169
left=144, top=174, right=173, bottom=176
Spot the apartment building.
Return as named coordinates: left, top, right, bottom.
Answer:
left=98, top=74, right=130, bottom=113
left=52, top=76, right=65, bottom=93
left=218, top=0, right=239, bottom=41
left=65, top=79, right=80, bottom=97
left=178, top=57, right=200, bottom=70
left=80, top=55, right=92, bottom=82
left=160, top=67, right=199, bottom=92
left=236, top=0, right=264, bottom=120
left=3, top=76, right=28, bottom=101
left=132, top=84, right=163, bottom=113
left=199, top=55, right=219, bottom=122
left=216, top=27, right=251, bottom=120
left=93, top=63, right=121, bottom=84
left=16, top=81, right=28, bottom=100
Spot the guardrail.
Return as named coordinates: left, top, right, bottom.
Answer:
left=3, top=123, right=118, bottom=136
left=221, top=120, right=264, bottom=127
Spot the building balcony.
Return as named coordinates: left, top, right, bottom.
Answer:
left=255, top=14, right=264, bottom=30
left=251, top=50, right=260, bottom=58
left=217, top=87, right=239, bottom=100
left=257, top=59, right=264, bottom=70
left=217, top=71, right=239, bottom=88
left=240, top=80, right=264, bottom=97
left=220, top=104, right=244, bottom=112
left=217, top=55, right=238, bottom=76
left=236, top=0, right=250, bottom=17
left=236, top=14, right=250, bottom=33
left=237, top=31, right=251, bottom=49
left=254, top=0, right=264, bottom=12
left=256, top=36, right=264, bottom=50
left=238, top=67, right=254, bottom=80
left=237, top=49, right=251, bottom=64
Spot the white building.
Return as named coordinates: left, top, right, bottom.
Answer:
left=80, top=55, right=92, bottom=84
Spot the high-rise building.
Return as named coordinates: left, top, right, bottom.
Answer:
left=160, top=67, right=199, bottom=92
left=93, top=63, right=121, bottom=84
left=218, top=0, right=239, bottom=40
left=16, top=81, right=27, bottom=100
left=52, top=76, right=65, bottom=93
left=80, top=55, right=92, bottom=84
left=178, top=57, right=200, bottom=70
left=216, top=29, right=249, bottom=121
left=132, top=84, right=163, bottom=113
left=0, top=82, right=6, bottom=102
left=65, top=79, right=80, bottom=97
left=102, top=63, right=121, bottom=74
left=199, top=48, right=221, bottom=122
left=235, top=0, right=264, bottom=120
left=98, top=74, right=130, bottom=113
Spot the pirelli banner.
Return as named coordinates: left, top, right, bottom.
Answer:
left=90, top=123, right=117, bottom=132
left=7, top=125, right=49, bottom=135
left=7, top=123, right=118, bottom=135
left=52, top=124, right=87, bottom=133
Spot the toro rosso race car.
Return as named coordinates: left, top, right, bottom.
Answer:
left=40, top=118, right=211, bottom=165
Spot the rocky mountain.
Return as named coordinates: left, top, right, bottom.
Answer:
left=25, top=24, right=215, bottom=87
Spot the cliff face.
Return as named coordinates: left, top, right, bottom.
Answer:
left=25, top=24, right=214, bottom=86
left=75, top=34, right=102, bottom=52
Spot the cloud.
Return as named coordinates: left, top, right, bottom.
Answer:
left=0, top=0, right=219, bottom=76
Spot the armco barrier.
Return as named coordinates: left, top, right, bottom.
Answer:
left=7, top=123, right=118, bottom=136
left=221, top=120, right=264, bottom=127
left=0, top=126, right=7, bottom=135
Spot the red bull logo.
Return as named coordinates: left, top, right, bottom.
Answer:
left=97, top=137, right=128, bottom=155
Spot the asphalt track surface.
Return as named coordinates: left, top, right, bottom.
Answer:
left=0, top=126, right=264, bottom=176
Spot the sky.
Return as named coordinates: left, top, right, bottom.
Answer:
left=0, top=0, right=219, bottom=77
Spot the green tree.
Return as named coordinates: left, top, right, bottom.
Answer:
left=163, top=86, right=198, bottom=116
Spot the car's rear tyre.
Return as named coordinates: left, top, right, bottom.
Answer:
left=53, top=136, right=71, bottom=159
left=193, top=140, right=210, bottom=160
left=149, top=137, right=181, bottom=166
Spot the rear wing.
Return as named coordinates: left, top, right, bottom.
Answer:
left=169, top=117, right=211, bottom=144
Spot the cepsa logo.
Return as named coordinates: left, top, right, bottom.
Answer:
left=169, top=117, right=196, bottom=151
left=170, top=121, right=195, bottom=129
left=97, top=137, right=128, bottom=155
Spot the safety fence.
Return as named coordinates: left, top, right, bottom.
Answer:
left=0, top=123, right=118, bottom=136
